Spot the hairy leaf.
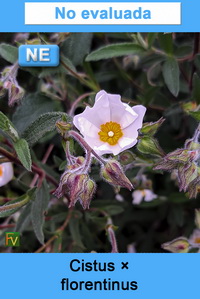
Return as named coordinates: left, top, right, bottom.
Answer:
left=163, top=57, right=180, bottom=97
left=0, top=43, right=18, bottom=63
left=31, top=181, right=50, bottom=245
left=22, top=112, right=71, bottom=146
left=86, top=43, right=144, bottom=61
left=13, top=138, right=32, bottom=171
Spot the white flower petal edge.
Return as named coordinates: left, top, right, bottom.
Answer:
left=132, top=189, right=157, bottom=205
left=73, top=90, right=146, bottom=156
left=0, top=162, right=14, bottom=187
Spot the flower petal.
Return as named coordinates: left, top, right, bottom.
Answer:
left=131, top=105, right=147, bottom=130
left=132, top=190, right=143, bottom=205
left=0, top=162, right=14, bottom=187
left=144, top=189, right=157, bottom=202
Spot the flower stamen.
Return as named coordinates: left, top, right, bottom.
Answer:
left=0, top=165, right=3, bottom=177
left=98, top=121, right=123, bottom=146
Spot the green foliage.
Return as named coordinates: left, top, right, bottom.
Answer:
left=22, top=112, right=71, bottom=146
left=0, top=188, right=36, bottom=218
left=0, top=111, right=19, bottom=141
left=31, top=181, right=50, bottom=244
left=162, top=57, right=180, bottom=96
left=61, top=33, right=93, bottom=66
left=0, top=43, right=18, bottom=63
left=13, top=138, right=32, bottom=171
left=86, top=43, right=144, bottom=61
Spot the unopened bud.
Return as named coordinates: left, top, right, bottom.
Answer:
left=185, top=139, right=200, bottom=150
left=178, top=162, right=198, bottom=192
left=68, top=174, right=89, bottom=208
left=162, top=237, right=190, bottom=253
left=119, top=150, right=136, bottom=165
left=56, top=121, right=72, bottom=136
left=188, top=174, right=200, bottom=199
left=167, top=149, right=198, bottom=163
left=54, top=172, right=89, bottom=208
left=182, top=101, right=198, bottom=113
left=9, top=84, right=25, bottom=106
left=101, top=159, right=133, bottom=191
left=76, top=156, right=85, bottom=165
left=140, top=117, right=165, bottom=136
left=79, top=179, right=96, bottom=210
left=137, top=136, right=164, bottom=156
left=0, top=82, right=6, bottom=97
left=195, top=210, right=200, bottom=229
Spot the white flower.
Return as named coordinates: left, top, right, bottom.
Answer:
left=189, top=229, right=200, bottom=246
left=115, top=193, right=124, bottom=202
left=73, top=90, right=146, bottom=156
left=0, top=162, right=14, bottom=187
left=132, top=189, right=157, bottom=205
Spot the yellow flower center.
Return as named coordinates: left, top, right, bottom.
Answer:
left=194, top=237, right=200, bottom=244
left=0, top=165, right=3, bottom=177
left=98, top=121, right=123, bottom=146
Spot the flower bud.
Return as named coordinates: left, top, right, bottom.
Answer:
left=140, top=117, right=165, bottom=136
left=101, top=159, right=133, bottom=191
left=166, top=149, right=198, bottom=163
left=137, top=136, right=164, bottom=156
left=54, top=171, right=89, bottom=208
left=53, top=171, right=71, bottom=198
left=185, top=139, right=200, bottom=150
left=178, top=162, right=198, bottom=192
left=162, top=237, right=190, bottom=253
left=9, top=84, right=25, bottom=106
left=195, top=210, right=200, bottom=229
left=119, top=150, right=136, bottom=165
left=0, top=82, right=6, bottom=97
left=56, top=120, right=72, bottom=136
left=79, top=179, right=96, bottom=210
left=76, top=156, right=85, bottom=165
left=68, top=174, right=89, bottom=208
left=188, top=175, right=200, bottom=199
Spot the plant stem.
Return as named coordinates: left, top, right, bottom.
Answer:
left=35, top=208, right=73, bottom=253
left=107, top=223, right=119, bottom=253
left=0, top=146, right=57, bottom=187
left=69, top=92, right=94, bottom=116
left=193, top=123, right=200, bottom=142
left=69, top=130, right=106, bottom=165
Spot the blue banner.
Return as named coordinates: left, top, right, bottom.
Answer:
left=0, top=253, right=199, bottom=298
left=0, top=0, right=199, bottom=32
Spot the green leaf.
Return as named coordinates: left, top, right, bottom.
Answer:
left=189, top=110, right=200, bottom=121
left=69, top=214, right=85, bottom=249
left=0, top=111, right=19, bottom=142
left=13, top=138, right=32, bottom=171
left=192, top=73, right=200, bottom=104
left=100, top=205, right=124, bottom=216
left=147, top=33, right=157, bottom=48
left=0, top=43, right=18, bottom=63
left=162, top=57, right=180, bottom=97
left=61, top=33, right=93, bottom=66
left=15, top=203, right=32, bottom=232
left=86, top=43, right=144, bottom=61
left=60, top=54, right=77, bottom=73
left=12, top=93, right=63, bottom=134
left=31, top=181, right=50, bottom=245
left=137, top=136, right=164, bottom=156
left=22, top=112, right=71, bottom=146
left=158, top=33, right=173, bottom=55
left=0, top=188, right=36, bottom=218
